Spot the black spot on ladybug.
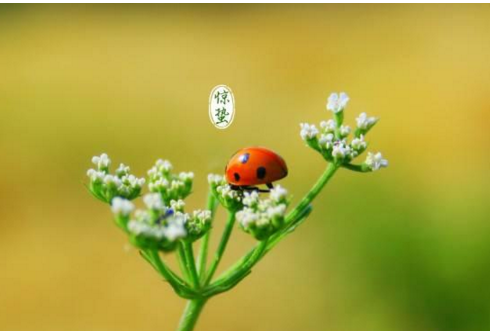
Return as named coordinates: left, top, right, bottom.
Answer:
left=234, top=172, right=240, bottom=181
left=239, top=153, right=250, bottom=164
left=256, top=167, right=266, bottom=179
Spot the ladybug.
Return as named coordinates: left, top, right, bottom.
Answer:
left=225, top=146, right=288, bottom=192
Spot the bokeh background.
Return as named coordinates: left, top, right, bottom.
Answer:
left=1, top=4, right=490, bottom=331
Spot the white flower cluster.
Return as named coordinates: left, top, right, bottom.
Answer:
left=147, top=159, right=194, bottom=203
left=110, top=192, right=213, bottom=250
left=88, top=157, right=212, bottom=251
left=236, top=186, right=289, bottom=240
left=299, top=93, right=388, bottom=172
left=208, top=174, right=242, bottom=211
left=186, top=210, right=212, bottom=238
left=127, top=212, right=187, bottom=242
left=87, top=154, right=145, bottom=202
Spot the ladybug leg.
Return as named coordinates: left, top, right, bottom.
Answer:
left=230, top=185, right=242, bottom=191
left=256, top=187, right=271, bottom=193
left=266, top=183, right=274, bottom=190
left=242, top=186, right=270, bottom=193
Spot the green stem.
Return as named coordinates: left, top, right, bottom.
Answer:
left=177, top=243, right=191, bottom=281
left=197, top=191, right=218, bottom=279
left=264, top=205, right=313, bottom=253
left=333, top=111, right=344, bottom=139
left=183, top=241, right=200, bottom=289
left=341, top=163, right=371, bottom=173
left=177, top=298, right=207, bottom=331
left=203, top=239, right=268, bottom=297
left=197, top=234, right=211, bottom=280
left=204, top=211, right=236, bottom=285
left=285, top=162, right=339, bottom=223
left=203, top=163, right=339, bottom=295
left=143, top=249, right=196, bottom=298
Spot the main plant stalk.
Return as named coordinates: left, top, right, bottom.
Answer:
left=177, top=299, right=207, bottom=331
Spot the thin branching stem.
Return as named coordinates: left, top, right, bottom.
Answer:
left=197, top=191, right=218, bottom=280
left=206, top=163, right=339, bottom=295
left=177, top=243, right=191, bottom=281
left=143, top=249, right=196, bottom=298
left=182, top=241, right=200, bottom=289
left=87, top=93, right=387, bottom=331
left=341, top=163, right=370, bottom=172
left=285, top=162, right=339, bottom=223
left=204, top=211, right=236, bottom=285
left=203, top=239, right=269, bottom=296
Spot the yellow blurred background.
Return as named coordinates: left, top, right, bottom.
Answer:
left=1, top=4, right=490, bottom=331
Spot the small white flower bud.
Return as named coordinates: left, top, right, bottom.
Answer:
left=365, top=152, right=388, bottom=171
left=143, top=193, right=164, bottom=210
left=147, top=166, right=158, bottom=178
left=92, top=153, right=111, bottom=170
left=326, top=92, right=349, bottom=114
left=299, top=123, right=319, bottom=140
left=121, top=174, right=145, bottom=189
left=242, top=191, right=260, bottom=206
left=217, top=185, right=231, bottom=197
left=164, top=215, right=187, bottom=241
left=157, top=178, right=169, bottom=188
left=127, top=220, right=146, bottom=235
left=207, top=174, right=223, bottom=185
left=256, top=217, right=270, bottom=228
left=356, top=112, right=378, bottom=130
left=270, top=185, right=288, bottom=202
left=104, top=174, right=122, bottom=187
left=339, top=125, right=351, bottom=136
left=193, top=209, right=211, bottom=223
left=119, top=186, right=130, bottom=196
left=236, top=208, right=259, bottom=228
left=266, top=204, right=287, bottom=218
left=332, top=144, right=347, bottom=159
left=170, top=199, right=186, bottom=212
left=111, top=197, right=134, bottom=216
left=320, top=119, right=336, bottom=132
left=87, top=169, right=105, bottom=182
left=170, top=180, right=184, bottom=190
left=156, top=159, right=172, bottom=172
left=257, top=199, right=273, bottom=212
left=115, top=163, right=130, bottom=177
left=135, top=209, right=151, bottom=222
left=319, top=133, right=335, bottom=149
left=149, top=178, right=169, bottom=192
left=351, top=135, right=367, bottom=151
left=179, top=172, right=194, bottom=182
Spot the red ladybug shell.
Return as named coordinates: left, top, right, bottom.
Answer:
left=225, top=147, right=288, bottom=186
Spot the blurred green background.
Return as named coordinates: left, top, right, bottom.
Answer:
left=1, top=4, right=490, bottom=331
